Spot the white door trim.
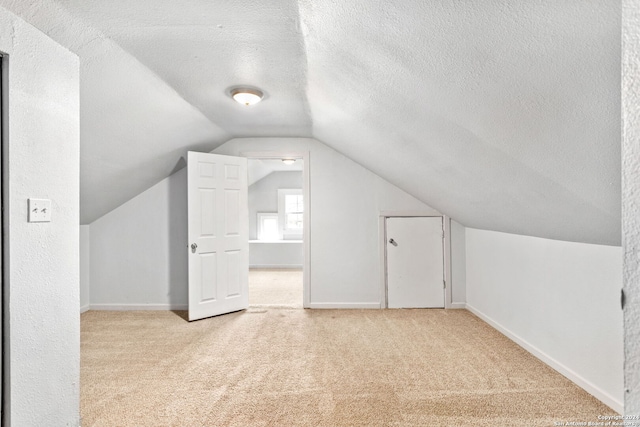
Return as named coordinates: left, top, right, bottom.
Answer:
left=379, top=213, right=453, bottom=308
left=241, top=150, right=311, bottom=309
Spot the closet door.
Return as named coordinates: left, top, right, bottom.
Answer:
left=386, top=217, right=444, bottom=308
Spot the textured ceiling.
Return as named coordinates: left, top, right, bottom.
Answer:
left=0, top=1, right=621, bottom=244
left=248, top=159, right=303, bottom=186
left=0, top=0, right=231, bottom=223
left=299, top=0, right=620, bottom=245
left=55, top=0, right=312, bottom=138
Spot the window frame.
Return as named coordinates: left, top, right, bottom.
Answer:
left=277, top=188, right=303, bottom=240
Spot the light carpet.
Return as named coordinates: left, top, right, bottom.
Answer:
left=81, top=309, right=613, bottom=426
left=249, top=268, right=302, bottom=308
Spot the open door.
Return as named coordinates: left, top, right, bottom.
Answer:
left=188, top=151, right=249, bottom=321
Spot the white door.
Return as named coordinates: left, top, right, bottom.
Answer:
left=188, top=151, right=249, bottom=321
left=386, top=217, right=444, bottom=308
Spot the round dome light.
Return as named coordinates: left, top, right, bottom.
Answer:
left=230, top=87, right=264, bottom=106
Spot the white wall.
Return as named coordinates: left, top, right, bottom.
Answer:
left=622, top=0, right=640, bottom=413
left=450, top=220, right=466, bottom=304
left=0, top=6, right=80, bottom=425
left=80, top=225, right=90, bottom=312
left=88, top=137, right=444, bottom=308
left=248, top=171, right=302, bottom=240
left=89, top=168, right=187, bottom=309
left=465, top=228, right=623, bottom=412
left=250, top=241, right=303, bottom=269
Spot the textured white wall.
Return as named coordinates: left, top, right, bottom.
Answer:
left=622, top=0, right=640, bottom=413
left=0, top=6, right=80, bottom=426
left=248, top=171, right=302, bottom=240
left=80, top=225, right=90, bottom=312
left=450, top=220, right=466, bottom=304
left=90, top=168, right=187, bottom=309
left=466, top=228, right=623, bottom=412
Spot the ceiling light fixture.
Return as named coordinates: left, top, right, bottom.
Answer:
left=230, top=87, right=264, bottom=106
left=281, top=158, right=296, bottom=165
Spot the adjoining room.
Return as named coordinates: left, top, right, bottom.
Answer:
left=247, top=157, right=304, bottom=308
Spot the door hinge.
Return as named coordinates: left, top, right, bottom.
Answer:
left=443, top=280, right=446, bottom=289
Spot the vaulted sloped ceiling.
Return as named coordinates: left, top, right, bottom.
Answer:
left=0, top=0, right=620, bottom=244
left=0, top=0, right=231, bottom=222
left=299, top=1, right=620, bottom=245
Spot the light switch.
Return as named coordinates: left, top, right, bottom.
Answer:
left=28, top=198, right=51, bottom=222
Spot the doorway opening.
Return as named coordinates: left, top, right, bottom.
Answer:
left=244, top=152, right=310, bottom=309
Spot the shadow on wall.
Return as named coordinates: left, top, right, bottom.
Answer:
left=167, top=157, right=188, bottom=307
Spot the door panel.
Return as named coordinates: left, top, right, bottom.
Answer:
left=199, top=189, right=216, bottom=236
left=225, top=189, right=240, bottom=235
left=226, top=250, right=241, bottom=297
left=200, top=253, right=217, bottom=301
left=387, top=217, right=444, bottom=308
left=188, top=151, right=248, bottom=321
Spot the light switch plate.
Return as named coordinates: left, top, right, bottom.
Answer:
left=28, top=198, right=51, bottom=222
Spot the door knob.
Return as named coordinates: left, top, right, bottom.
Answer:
left=190, top=243, right=198, bottom=253
left=389, top=238, right=398, bottom=247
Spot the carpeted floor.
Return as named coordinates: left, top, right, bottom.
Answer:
left=80, top=308, right=614, bottom=426
left=249, top=268, right=302, bottom=308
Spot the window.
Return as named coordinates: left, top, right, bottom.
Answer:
left=257, top=213, right=279, bottom=241
left=284, top=194, right=303, bottom=230
left=278, top=189, right=303, bottom=239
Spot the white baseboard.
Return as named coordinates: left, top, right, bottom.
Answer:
left=448, top=302, right=466, bottom=309
left=80, top=304, right=90, bottom=314
left=309, top=302, right=381, bottom=309
left=90, top=303, right=188, bottom=311
left=465, top=304, right=623, bottom=414
left=249, top=264, right=303, bottom=269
